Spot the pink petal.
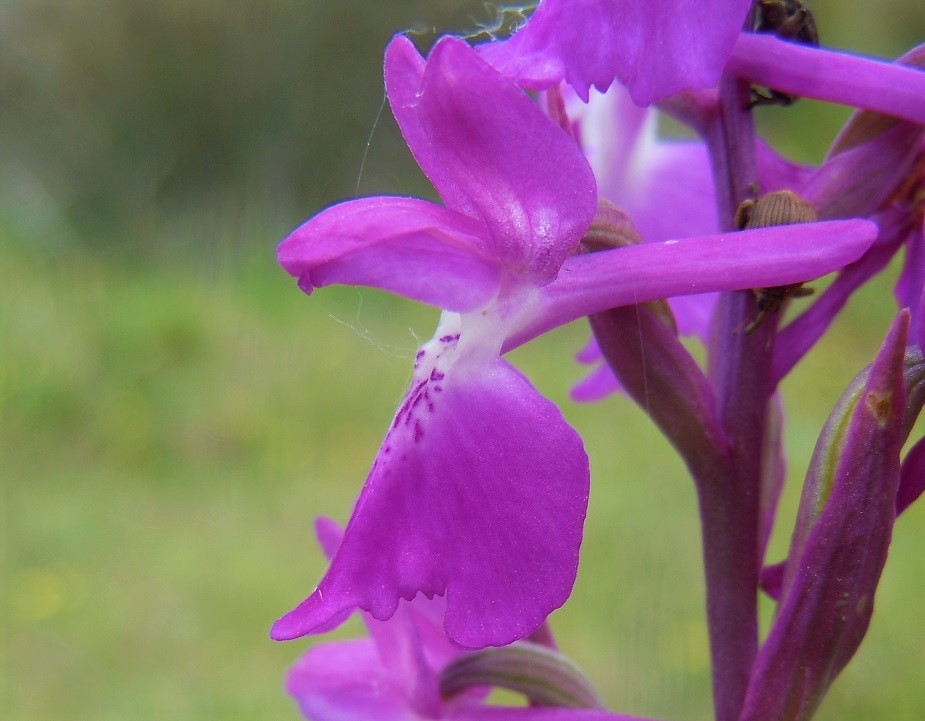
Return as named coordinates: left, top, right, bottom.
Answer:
left=512, top=220, right=878, bottom=350
left=313, top=518, right=457, bottom=696
left=272, top=345, right=589, bottom=649
left=571, top=338, right=622, bottom=402
left=571, top=360, right=623, bottom=403
left=895, top=220, right=925, bottom=340
left=314, top=516, right=343, bottom=560
left=575, top=87, right=718, bottom=245
left=773, top=243, right=898, bottom=384
left=277, top=196, right=502, bottom=312
left=286, top=639, right=410, bottom=721
left=575, top=336, right=603, bottom=365
left=756, top=139, right=815, bottom=192
left=479, top=0, right=752, bottom=105
left=574, top=85, right=809, bottom=341
left=384, top=35, right=481, bottom=222
left=385, top=36, right=597, bottom=281
left=390, top=595, right=461, bottom=680
left=728, top=34, right=925, bottom=127
left=897, top=435, right=925, bottom=515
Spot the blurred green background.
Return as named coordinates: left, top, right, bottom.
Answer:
left=2, top=1, right=924, bottom=719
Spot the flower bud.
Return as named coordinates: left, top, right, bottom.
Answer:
left=740, top=312, right=921, bottom=721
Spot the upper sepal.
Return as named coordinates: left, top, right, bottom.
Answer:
left=386, top=35, right=597, bottom=282
left=728, top=35, right=925, bottom=127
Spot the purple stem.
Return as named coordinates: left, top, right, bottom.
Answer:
left=704, top=75, right=756, bottom=232
left=699, top=68, right=764, bottom=721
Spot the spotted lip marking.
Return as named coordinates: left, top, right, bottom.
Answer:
left=392, top=334, right=460, bottom=446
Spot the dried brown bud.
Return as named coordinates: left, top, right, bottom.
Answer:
left=581, top=199, right=677, bottom=334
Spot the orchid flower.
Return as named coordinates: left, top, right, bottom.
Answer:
left=569, top=46, right=925, bottom=398
left=559, top=81, right=719, bottom=400
left=479, top=0, right=752, bottom=105
left=271, top=34, right=876, bottom=651
left=288, top=519, right=662, bottom=721
left=565, top=84, right=719, bottom=335
left=478, top=0, right=925, bottom=127
left=562, top=82, right=813, bottom=399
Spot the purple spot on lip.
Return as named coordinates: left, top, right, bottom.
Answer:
left=413, top=420, right=424, bottom=442
left=430, top=369, right=445, bottom=382
left=393, top=380, right=427, bottom=428
left=433, top=385, right=443, bottom=393
left=408, top=388, right=429, bottom=413
left=439, top=334, right=461, bottom=343
left=391, top=407, right=406, bottom=429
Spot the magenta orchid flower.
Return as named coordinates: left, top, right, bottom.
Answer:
left=272, top=34, right=598, bottom=650
left=563, top=82, right=814, bottom=400
left=271, top=34, right=877, bottom=651
left=567, top=58, right=925, bottom=400
left=480, top=1, right=925, bottom=128
left=479, top=0, right=752, bottom=105
left=562, top=82, right=720, bottom=400
left=565, top=84, right=719, bottom=337
left=289, top=518, right=664, bottom=721
left=286, top=518, right=480, bottom=721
